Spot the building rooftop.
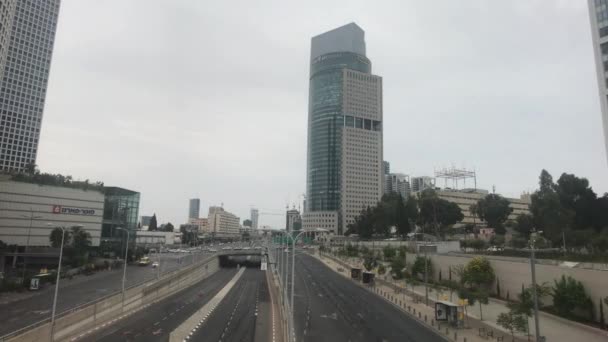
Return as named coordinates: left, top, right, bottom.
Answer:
left=311, top=22, right=366, bottom=60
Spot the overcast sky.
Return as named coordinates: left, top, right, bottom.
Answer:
left=37, top=0, right=608, bottom=228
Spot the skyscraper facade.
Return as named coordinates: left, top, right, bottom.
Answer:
left=588, top=0, right=608, bottom=163
left=303, top=23, right=383, bottom=234
left=188, top=198, right=200, bottom=220
left=250, top=208, right=259, bottom=229
left=0, top=0, right=61, bottom=172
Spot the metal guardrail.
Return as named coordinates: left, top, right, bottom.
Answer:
left=0, top=253, right=216, bottom=342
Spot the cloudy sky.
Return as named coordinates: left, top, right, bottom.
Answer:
left=37, top=0, right=608, bottom=228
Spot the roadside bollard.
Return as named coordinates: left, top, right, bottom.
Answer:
left=445, top=327, right=448, bottom=335
left=464, top=338, right=467, bottom=342
left=454, top=332, right=457, bottom=340
left=413, top=308, right=416, bottom=315
left=431, top=319, right=434, bottom=326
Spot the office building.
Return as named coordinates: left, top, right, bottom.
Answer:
left=208, top=206, right=239, bottom=236
left=0, top=0, right=61, bottom=172
left=101, top=187, right=140, bottom=240
left=140, top=215, right=152, bottom=229
left=436, top=188, right=530, bottom=226
left=411, top=176, right=435, bottom=193
left=303, top=23, right=383, bottom=234
left=250, top=208, right=259, bottom=229
left=0, top=175, right=104, bottom=247
left=588, top=0, right=608, bottom=163
left=286, top=208, right=301, bottom=233
left=188, top=198, right=200, bottom=220
left=383, top=161, right=391, bottom=194
left=387, top=173, right=411, bottom=199
left=188, top=217, right=209, bottom=233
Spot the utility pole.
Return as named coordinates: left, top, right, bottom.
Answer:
left=529, top=228, right=541, bottom=342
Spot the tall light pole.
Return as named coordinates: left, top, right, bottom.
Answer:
left=20, top=208, right=42, bottom=284
left=529, top=228, right=541, bottom=342
left=116, top=227, right=130, bottom=310
left=48, top=224, right=82, bottom=342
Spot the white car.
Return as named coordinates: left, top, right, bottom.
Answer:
left=151, top=262, right=159, bottom=268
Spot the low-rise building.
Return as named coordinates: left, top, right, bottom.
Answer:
left=188, top=217, right=209, bottom=233
left=135, top=230, right=174, bottom=246
left=286, top=208, right=301, bottom=233
left=436, top=188, right=530, bottom=226
left=208, top=206, right=239, bottom=236
left=0, top=176, right=104, bottom=247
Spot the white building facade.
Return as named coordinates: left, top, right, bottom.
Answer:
left=588, top=0, right=608, bottom=164
left=208, top=206, right=239, bottom=236
left=0, top=178, right=104, bottom=246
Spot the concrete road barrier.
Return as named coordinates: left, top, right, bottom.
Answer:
left=1, top=255, right=220, bottom=342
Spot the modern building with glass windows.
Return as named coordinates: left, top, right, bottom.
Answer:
left=189, top=198, right=200, bottom=220
left=0, top=0, right=61, bottom=172
left=588, top=0, right=608, bottom=164
left=302, top=23, right=383, bottom=234
left=101, top=187, right=140, bottom=240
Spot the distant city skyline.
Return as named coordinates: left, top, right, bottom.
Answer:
left=31, top=1, right=607, bottom=227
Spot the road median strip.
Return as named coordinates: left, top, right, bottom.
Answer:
left=169, top=267, right=246, bottom=342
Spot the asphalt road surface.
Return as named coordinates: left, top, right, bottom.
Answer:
left=85, top=267, right=237, bottom=342
left=0, top=252, right=210, bottom=336
left=288, top=252, right=445, bottom=342
left=189, top=268, right=269, bottom=342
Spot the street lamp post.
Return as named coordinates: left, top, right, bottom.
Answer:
left=49, top=226, right=66, bottom=342
left=47, top=224, right=82, bottom=342
left=116, top=227, right=130, bottom=311
left=529, top=229, right=541, bottom=342
left=20, top=208, right=42, bottom=284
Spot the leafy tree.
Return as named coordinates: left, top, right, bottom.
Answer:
left=243, top=219, right=252, bottom=227
left=489, top=234, right=505, bottom=246
left=462, top=238, right=487, bottom=252
left=472, top=194, right=513, bottom=234
left=363, top=255, right=377, bottom=272
left=496, top=277, right=501, bottom=298
left=556, top=173, right=597, bottom=231
left=382, top=245, right=396, bottom=261
left=163, top=222, right=175, bottom=232
left=530, top=170, right=569, bottom=242
left=514, top=214, right=534, bottom=239
left=462, top=257, right=494, bottom=287
left=497, top=311, right=528, bottom=341
left=377, top=264, right=386, bottom=275
left=390, top=257, right=406, bottom=280
left=510, top=236, right=528, bottom=249
left=346, top=206, right=375, bottom=238
left=149, top=214, right=158, bottom=231
left=49, top=228, right=71, bottom=248
left=417, top=189, right=463, bottom=237
left=411, top=256, right=433, bottom=280
left=461, top=257, right=495, bottom=320
left=551, top=275, right=592, bottom=319
left=71, top=226, right=91, bottom=253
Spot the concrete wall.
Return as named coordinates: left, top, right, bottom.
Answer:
left=408, top=252, right=608, bottom=321
left=5, top=256, right=220, bottom=342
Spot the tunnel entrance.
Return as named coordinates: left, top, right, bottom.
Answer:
left=219, top=254, right=262, bottom=268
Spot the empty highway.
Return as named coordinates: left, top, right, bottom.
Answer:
left=289, top=252, right=445, bottom=342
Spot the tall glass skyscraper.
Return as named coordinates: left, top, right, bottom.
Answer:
left=303, top=23, right=383, bottom=234
left=588, top=0, right=608, bottom=164
left=0, top=0, right=61, bottom=172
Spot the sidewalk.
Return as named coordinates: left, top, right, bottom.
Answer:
left=322, top=252, right=608, bottom=342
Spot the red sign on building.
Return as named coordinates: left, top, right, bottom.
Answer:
left=52, top=205, right=62, bottom=214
